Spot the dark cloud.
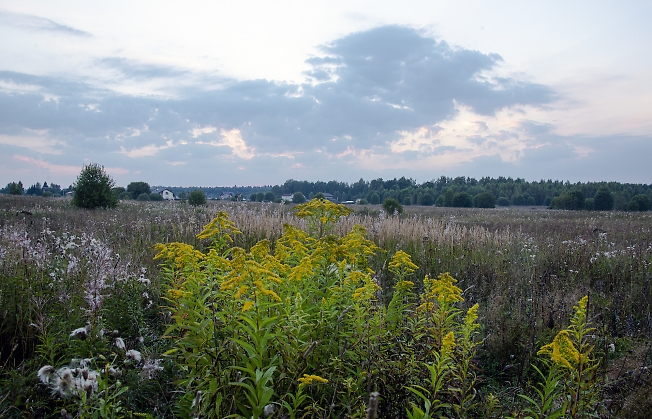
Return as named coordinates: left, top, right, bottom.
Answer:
left=0, top=10, right=91, bottom=37
left=0, top=25, right=581, bottom=185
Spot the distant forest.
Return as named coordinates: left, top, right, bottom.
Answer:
left=3, top=176, right=651, bottom=211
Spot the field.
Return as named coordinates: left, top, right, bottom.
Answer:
left=1, top=195, right=651, bottom=418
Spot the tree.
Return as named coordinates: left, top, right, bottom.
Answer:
left=264, top=192, right=276, bottom=202
left=473, top=192, right=496, bottom=208
left=442, top=188, right=455, bottom=207
left=593, top=187, right=614, bottom=211
left=6, top=181, right=23, bottom=195
left=628, top=194, right=650, bottom=212
left=382, top=197, right=403, bottom=215
left=25, top=182, right=43, bottom=196
left=150, top=193, right=164, bottom=201
left=71, top=163, right=118, bottom=209
left=127, top=182, right=151, bottom=198
left=419, top=193, right=434, bottom=206
left=452, top=192, right=473, bottom=208
left=292, top=192, right=306, bottom=204
left=188, top=190, right=207, bottom=206
left=497, top=197, right=510, bottom=206
left=368, top=192, right=380, bottom=205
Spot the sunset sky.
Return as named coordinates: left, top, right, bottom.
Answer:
left=1, top=1, right=651, bottom=187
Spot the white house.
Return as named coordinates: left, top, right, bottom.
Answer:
left=219, top=191, right=235, bottom=200
left=158, top=189, right=176, bottom=200
left=281, top=194, right=293, bottom=202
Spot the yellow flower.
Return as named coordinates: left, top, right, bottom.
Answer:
left=234, top=285, right=249, bottom=300
left=196, top=211, right=242, bottom=242
left=423, top=273, right=464, bottom=305
left=442, top=331, right=456, bottom=352
left=465, top=304, right=480, bottom=328
left=388, top=250, right=419, bottom=278
left=242, top=301, right=255, bottom=312
left=297, top=374, right=329, bottom=385
left=538, top=330, right=579, bottom=369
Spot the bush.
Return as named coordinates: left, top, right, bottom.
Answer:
left=419, top=193, right=434, bottom=206
left=292, top=192, right=306, bottom=204
left=584, top=198, right=595, bottom=211
left=369, top=192, right=380, bottom=205
left=188, top=189, right=207, bottom=206
left=137, top=193, right=151, bottom=201
left=264, top=192, right=276, bottom=202
left=628, top=194, right=649, bottom=212
left=358, top=198, right=368, bottom=205
left=551, top=190, right=585, bottom=210
left=473, top=192, right=496, bottom=208
left=71, top=163, right=118, bottom=209
left=127, top=182, right=151, bottom=198
left=593, top=187, right=614, bottom=211
left=512, top=194, right=526, bottom=206
left=497, top=197, right=510, bottom=206
left=382, top=197, right=403, bottom=215
left=150, top=193, right=164, bottom=201
left=452, top=192, right=473, bottom=208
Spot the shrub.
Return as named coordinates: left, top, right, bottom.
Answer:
left=137, top=193, right=151, bottom=201
left=593, top=187, right=614, bottom=211
left=264, top=192, right=276, bottom=202
left=127, top=182, right=151, bottom=198
left=473, top=192, right=495, bottom=208
left=628, top=194, right=650, bottom=211
left=150, top=193, right=164, bottom=201
left=369, top=192, right=380, bottom=205
left=551, top=190, right=584, bottom=210
left=419, top=193, right=434, bottom=206
left=512, top=194, right=526, bottom=206
left=497, top=196, right=510, bottom=206
left=452, top=192, right=473, bottom=208
left=383, top=197, right=404, bottom=215
left=358, top=198, right=368, bottom=205
left=71, top=163, right=118, bottom=209
left=292, top=192, right=306, bottom=204
left=188, top=189, right=207, bottom=206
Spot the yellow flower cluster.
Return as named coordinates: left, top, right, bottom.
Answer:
left=196, top=211, right=242, bottom=242
left=297, top=374, right=329, bottom=385
left=388, top=250, right=419, bottom=278
left=538, top=330, right=580, bottom=369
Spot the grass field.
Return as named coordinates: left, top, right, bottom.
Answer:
left=1, top=195, right=651, bottom=417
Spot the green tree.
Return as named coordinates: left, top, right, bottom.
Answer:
left=452, top=192, right=473, bottom=207
left=628, top=194, right=650, bottom=211
left=137, top=193, right=151, bottom=201
left=264, top=192, right=276, bottom=202
left=593, top=187, right=614, bottom=211
left=292, top=192, right=306, bottom=204
left=127, top=181, right=151, bottom=198
left=71, top=163, right=118, bottom=209
left=25, top=182, right=43, bottom=196
left=473, top=192, right=496, bottom=208
left=6, top=181, right=24, bottom=195
left=382, top=197, right=403, bottom=215
left=497, top=196, right=510, bottom=206
left=442, top=188, right=455, bottom=207
left=419, top=193, right=434, bottom=206
left=149, top=193, right=164, bottom=201
left=512, top=194, right=526, bottom=206
left=188, top=189, right=207, bottom=206
left=368, top=192, right=380, bottom=205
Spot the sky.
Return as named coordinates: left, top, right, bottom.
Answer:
left=1, top=1, right=651, bottom=188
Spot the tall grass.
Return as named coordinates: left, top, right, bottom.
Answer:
left=1, top=196, right=650, bottom=416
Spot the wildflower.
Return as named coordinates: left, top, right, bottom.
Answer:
left=38, top=365, right=55, bottom=384
left=298, top=374, right=329, bottom=385
left=442, top=331, right=456, bottom=352
left=114, top=337, right=126, bottom=350
left=141, top=358, right=164, bottom=379
left=70, top=326, right=90, bottom=339
left=538, top=330, right=579, bottom=369
left=242, top=301, right=255, bottom=312
left=388, top=250, right=419, bottom=278
left=125, top=349, right=142, bottom=363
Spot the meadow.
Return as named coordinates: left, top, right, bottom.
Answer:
left=1, top=195, right=651, bottom=418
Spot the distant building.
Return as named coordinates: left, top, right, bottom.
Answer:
left=321, top=193, right=337, bottom=203
left=157, top=189, right=176, bottom=201
left=219, top=191, right=235, bottom=200
left=281, top=194, right=293, bottom=202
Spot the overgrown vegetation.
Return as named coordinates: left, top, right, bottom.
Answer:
left=1, top=196, right=651, bottom=417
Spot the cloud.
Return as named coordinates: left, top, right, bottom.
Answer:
left=6, top=24, right=645, bottom=186
left=0, top=10, right=91, bottom=37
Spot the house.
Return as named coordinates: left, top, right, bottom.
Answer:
left=281, top=194, right=293, bottom=202
left=219, top=191, right=235, bottom=200
left=322, top=193, right=337, bottom=203
left=158, top=189, right=176, bottom=200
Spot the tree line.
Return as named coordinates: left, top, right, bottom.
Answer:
left=3, top=169, right=650, bottom=211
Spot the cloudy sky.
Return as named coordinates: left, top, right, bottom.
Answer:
left=1, top=1, right=651, bottom=187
